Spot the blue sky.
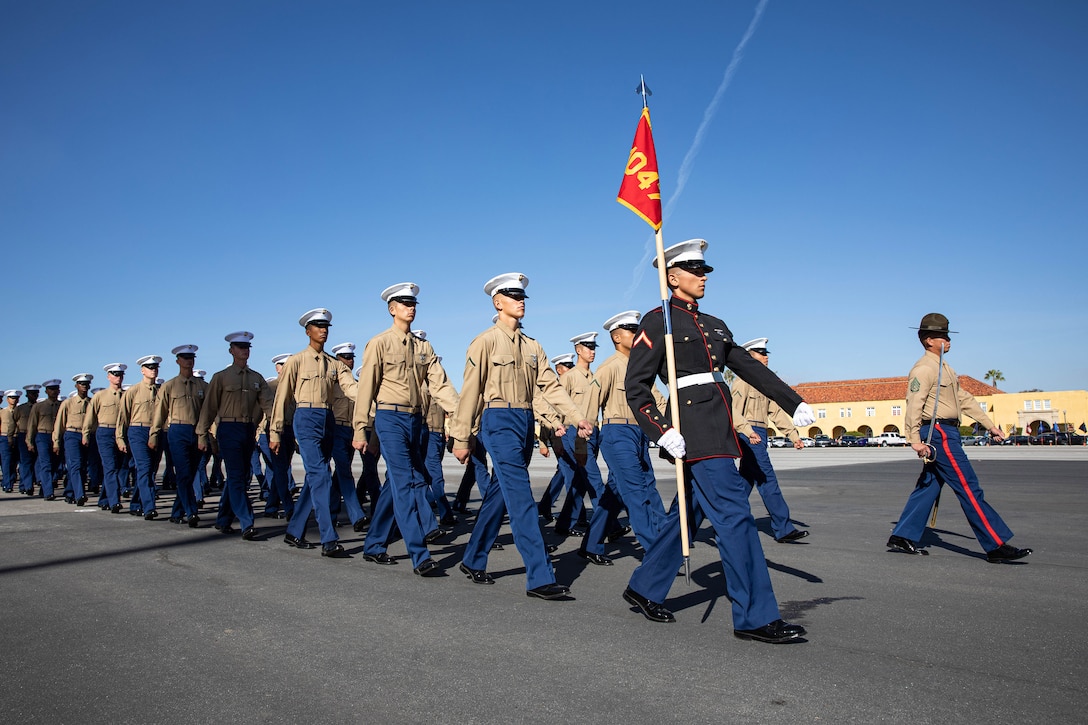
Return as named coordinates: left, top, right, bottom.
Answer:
left=3, top=0, right=1086, bottom=397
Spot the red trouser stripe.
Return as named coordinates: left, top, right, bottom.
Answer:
left=938, top=426, right=1003, bottom=546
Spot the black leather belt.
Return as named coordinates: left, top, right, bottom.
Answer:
left=922, top=418, right=959, bottom=426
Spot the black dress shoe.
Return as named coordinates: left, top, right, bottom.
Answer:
left=606, top=525, right=631, bottom=543
left=887, top=535, right=928, bottom=555
left=64, top=496, right=75, bottom=504
left=423, top=527, right=451, bottom=545
left=241, top=526, right=258, bottom=540
left=187, top=514, right=200, bottom=528
left=545, top=543, right=559, bottom=554
left=352, top=515, right=370, bottom=532
left=622, top=586, right=675, bottom=623
left=144, top=511, right=159, bottom=521
left=169, top=516, right=183, bottom=524
left=414, top=558, right=442, bottom=576
left=76, top=497, right=87, bottom=507
left=262, top=511, right=279, bottom=518
left=578, top=550, right=614, bottom=566
left=734, top=619, right=806, bottom=644
left=987, top=544, right=1033, bottom=563
left=129, top=509, right=143, bottom=516
left=491, top=542, right=504, bottom=551
left=458, top=562, right=494, bottom=584
left=283, top=533, right=313, bottom=549
left=215, top=525, right=236, bottom=535
left=111, top=504, right=123, bottom=513
left=526, top=583, right=571, bottom=600
left=538, top=507, right=555, bottom=524
left=363, top=552, right=397, bottom=565
left=776, top=529, right=810, bottom=543
left=555, top=527, right=585, bottom=538
left=439, top=513, right=458, bottom=527
left=322, top=543, right=349, bottom=558
left=196, top=499, right=205, bottom=507
left=45, top=494, right=57, bottom=501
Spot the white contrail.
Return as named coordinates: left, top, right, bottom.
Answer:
left=624, top=0, right=770, bottom=300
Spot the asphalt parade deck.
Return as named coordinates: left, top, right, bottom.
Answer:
left=1, top=447, right=1085, bottom=723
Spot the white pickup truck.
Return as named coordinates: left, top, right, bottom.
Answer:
left=872, top=432, right=908, bottom=447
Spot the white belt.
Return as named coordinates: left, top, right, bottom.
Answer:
left=675, top=371, right=726, bottom=389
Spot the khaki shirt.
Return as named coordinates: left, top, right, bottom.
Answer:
left=731, top=376, right=799, bottom=443
left=905, top=351, right=993, bottom=445
left=596, top=351, right=667, bottom=423
left=196, top=363, right=274, bottom=446
left=331, top=374, right=355, bottom=426
left=27, top=398, right=61, bottom=438
left=84, top=387, right=125, bottom=436
left=1, top=405, right=17, bottom=438
left=15, top=402, right=34, bottom=434
left=270, top=347, right=358, bottom=444
left=353, top=328, right=459, bottom=442
left=263, top=378, right=295, bottom=434
left=152, top=374, right=205, bottom=435
left=117, top=379, right=159, bottom=446
left=53, top=395, right=90, bottom=449
left=450, top=323, right=582, bottom=448
left=561, top=365, right=602, bottom=426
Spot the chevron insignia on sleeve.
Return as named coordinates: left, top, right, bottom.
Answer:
left=633, top=331, right=652, bottom=349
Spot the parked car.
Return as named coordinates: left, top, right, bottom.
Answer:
left=768, top=436, right=789, bottom=448
left=799, top=437, right=815, bottom=448
left=1002, top=434, right=1031, bottom=445
left=873, top=432, right=908, bottom=447
left=1031, top=433, right=1057, bottom=445
left=837, top=435, right=858, bottom=447
left=813, top=435, right=832, bottom=448
left=961, top=435, right=979, bottom=446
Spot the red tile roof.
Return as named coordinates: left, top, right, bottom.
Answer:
left=792, top=376, right=1003, bottom=404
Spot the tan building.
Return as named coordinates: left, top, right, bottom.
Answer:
left=764, top=377, right=1088, bottom=439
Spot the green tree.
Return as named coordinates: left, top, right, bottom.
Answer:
left=984, top=369, right=1005, bottom=389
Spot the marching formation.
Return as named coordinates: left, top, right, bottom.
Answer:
left=0, top=240, right=1033, bottom=645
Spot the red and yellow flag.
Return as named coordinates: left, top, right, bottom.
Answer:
left=617, top=107, right=662, bottom=230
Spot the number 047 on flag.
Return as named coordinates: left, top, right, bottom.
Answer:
left=616, top=106, right=663, bottom=231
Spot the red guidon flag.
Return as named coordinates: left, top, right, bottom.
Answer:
left=617, top=107, right=663, bottom=230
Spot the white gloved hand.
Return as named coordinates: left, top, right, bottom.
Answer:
left=658, top=428, right=687, bottom=458
left=792, top=402, right=815, bottom=427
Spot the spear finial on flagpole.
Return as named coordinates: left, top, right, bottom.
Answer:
left=636, top=75, right=652, bottom=109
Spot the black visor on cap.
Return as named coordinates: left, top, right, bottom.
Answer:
left=497, top=288, right=528, bottom=300
left=670, top=260, right=714, bottom=274
left=617, top=324, right=640, bottom=333
left=390, top=296, right=418, bottom=305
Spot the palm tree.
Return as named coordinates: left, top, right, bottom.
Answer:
left=985, top=369, right=1005, bottom=390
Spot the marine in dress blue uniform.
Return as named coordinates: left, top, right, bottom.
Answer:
left=623, top=240, right=814, bottom=644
